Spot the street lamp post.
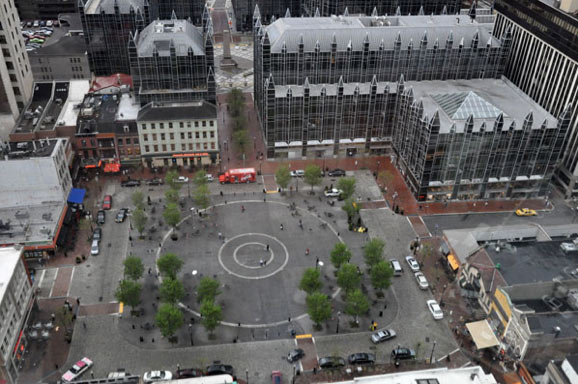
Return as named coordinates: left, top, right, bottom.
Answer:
left=376, top=160, right=380, bottom=176
left=429, top=340, right=437, bottom=364
left=190, top=207, right=196, bottom=229
left=188, top=323, right=194, bottom=346
left=246, top=369, right=249, bottom=384
left=336, top=311, right=341, bottom=334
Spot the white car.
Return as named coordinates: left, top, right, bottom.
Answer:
left=143, top=370, right=173, bottom=383
left=90, top=240, right=99, bottom=256
left=175, top=176, right=189, bottom=183
left=290, top=170, right=305, bottom=177
left=414, top=272, right=429, bottom=290
left=405, top=255, right=420, bottom=272
left=324, top=188, right=343, bottom=198
left=206, top=174, right=214, bottom=182
left=62, top=357, right=93, bottom=382
left=427, top=299, right=443, bottom=320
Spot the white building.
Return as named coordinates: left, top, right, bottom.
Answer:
left=0, top=246, right=34, bottom=384
left=137, top=101, right=219, bottom=168
left=542, top=354, right=578, bottom=384
left=329, top=366, right=497, bottom=384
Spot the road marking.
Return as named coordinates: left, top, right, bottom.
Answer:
left=66, top=267, right=75, bottom=298
left=49, top=269, right=57, bottom=298
left=119, top=302, right=124, bottom=314
left=37, top=269, right=46, bottom=291
left=438, top=347, right=460, bottom=361
left=296, top=334, right=312, bottom=339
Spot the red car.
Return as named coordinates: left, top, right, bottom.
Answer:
left=271, top=371, right=282, bottom=384
left=103, top=195, right=112, bottom=210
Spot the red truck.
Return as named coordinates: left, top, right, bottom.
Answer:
left=218, top=168, right=256, bottom=184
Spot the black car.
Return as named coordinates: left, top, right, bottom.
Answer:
left=97, top=210, right=105, bottom=225
left=175, top=368, right=203, bottom=379
left=146, top=178, right=164, bottom=186
left=115, top=208, right=128, bottom=223
left=287, top=349, right=305, bottom=362
left=92, top=227, right=102, bottom=241
left=391, top=348, right=416, bottom=360
left=347, top=353, right=376, bottom=365
left=328, top=169, right=346, bottom=177
left=121, top=180, right=141, bottom=187
left=318, top=357, right=345, bottom=369
left=206, top=363, right=234, bottom=376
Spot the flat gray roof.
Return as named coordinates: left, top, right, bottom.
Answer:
left=0, top=247, right=22, bottom=301
left=136, top=20, right=205, bottom=57
left=0, top=202, right=66, bottom=246
left=84, top=0, right=145, bottom=14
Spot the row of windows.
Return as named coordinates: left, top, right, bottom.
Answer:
left=143, top=131, right=215, bottom=141
left=144, top=141, right=215, bottom=153
left=140, top=120, right=215, bottom=130
left=69, top=57, right=82, bottom=63
left=81, top=138, right=139, bottom=147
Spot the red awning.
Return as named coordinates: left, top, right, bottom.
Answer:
left=103, top=162, right=121, bottom=173
left=172, top=152, right=209, bottom=158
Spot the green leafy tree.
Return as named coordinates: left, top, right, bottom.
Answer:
left=232, top=115, right=247, bottom=132
left=275, top=165, right=291, bottom=192
left=342, top=198, right=360, bottom=221
left=337, top=263, right=361, bottom=294
left=304, top=164, right=322, bottom=192
left=163, top=203, right=181, bottom=229
left=337, top=177, right=356, bottom=200
left=233, top=129, right=249, bottom=154
left=200, top=299, right=222, bottom=334
left=299, top=268, right=322, bottom=294
left=55, top=306, right=74, bottom=332
left=227, top=88, right=245, bottom=118
left=115, top=279, right=141, bottom=310
left=123, top=256, right=144, bottom=280
left=364, top=238, right=385, bottom=269
left=157, top=253, right=183, bottom=279
left=160, top=277, right=185, bottom=303
left=131, top=191, right=145, bottom=210
left=165, top=170, right=182, bottom=191
left=165, top=189, right=180, bottom=205
left=193, top=170, right=208, bottom=187
left=194, top=184, right=211, bottom=210
left=306, top=292, right=332, bottom=328
left=345, top=289, right=369, bottom=324
left=155, top=303, right=184, bottom=340
left=330, top=243, right=352, bottom=269
left=132, top=208, right=147, bottom=237
left=197, top=277, right=221, bottom=303
left=370, top=260, right=394, bottom=293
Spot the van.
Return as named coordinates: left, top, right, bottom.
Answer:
left=390, top=259, right=403, bottom=276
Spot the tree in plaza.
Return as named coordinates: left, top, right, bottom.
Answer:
left=114, top=279, right=141, bottom=312
left=233, top=129, right=249, bottom=154
left=123, top=256, right=144, bottom=280
left=364, top=238, right=385, bottom=270
left=227, top=88, right=245, bottom=118
left=337, top=177, right=356, bottom=200
left=275, top=165, right=291, bottom=192
left=196, top=276, right=221, bottom=304
left=193, top=170, right=208, bottom=187
left=194, top=184, right=211, bottom=210
left=160, top=277, right=186, bottom=304
left=132, top=208, right=147, bottom=238
left=165, top=189, right=180, bottom=205
left=420, top=242, right=435, bottom=262
left=306, top=292, right=332, bottom=329
left=370, top=260, right=394, bottom=294
left=157, top=253, right=184, bottom=279
left=200, top=299, right=222, bottom=335
left=131, top=190, right=145, bottom=210
left=155, top=303, right=184, bottom=340
left=342, top=198, right=360, bottom=222
left=304, top=164, right=322, bottom=193
left=232, top=114, right=247, bottom=132
left=165, top=170, right=182, bottom=191
left=345, top=289, right=369, bottom=325
left=337, top=263, right=361, bottom=294
left=163, top=203, right=181, bottom=229
left=299, top=268, right=322, bottom=294
left=55, top=306, right=74, bottom=332
left=330, top=242, right=352, bottom=270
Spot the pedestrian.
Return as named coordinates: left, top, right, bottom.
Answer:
left=55, top=364, right=59, bottom=370
left=76, top=298, right=80, bottom=305
left=218, top=232, right=222, bottom=240
left=266, top=244, right=269, bottom=251
left=305, top=248, right=310, bottom=256
left=152, top=338, right=155, bottom=343
left=140, top=336, right=144, bottom=342
left=263, top=259, right=267, bottom=266
left=148, top=267, right=152, bottom=275
left=220, top=191, right=223, bottom=196
left=132, top=324, right=136, bottom=329
left=280, top=224, right=284, bottom=230
left=91, top=371, right=94, bottom=379
left=241, top=205, right=245, bottom=212
left=83, top=322, right=87, bottom=329
left=259, top=259, right=264, bottom=267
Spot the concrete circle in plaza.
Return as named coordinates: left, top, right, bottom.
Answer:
left=233, top=242, right=274, bottom=269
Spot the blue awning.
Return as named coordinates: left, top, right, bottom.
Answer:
left=67, top=188, right=86, bottom=204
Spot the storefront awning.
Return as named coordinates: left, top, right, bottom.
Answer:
left=466, top=320, right=500, bottom=350
left=172, top=152, right=209, bottom=158
left=447, top=254, right=460, bottom=271
left=67, top=188, right=86, bottom=204
left=103, top=162, right=121, bottom=173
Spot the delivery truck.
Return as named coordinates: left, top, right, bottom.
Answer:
left=218, top=168, right=256, bottom=184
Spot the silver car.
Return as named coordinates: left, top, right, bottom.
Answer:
left=414, top=272, right=429, bottom=290
left=90, top=240, right=100, bottom=255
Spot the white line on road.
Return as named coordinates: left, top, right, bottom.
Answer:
left=67, top=267, right=75, bottom=298
left=49, top=268, right=58, bottom=298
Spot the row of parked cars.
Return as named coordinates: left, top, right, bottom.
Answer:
left=290, top=168, right=347, bottom=178
left=21, top=24, right=55, bottom=51
left=90, top=195, right=129, bottom=255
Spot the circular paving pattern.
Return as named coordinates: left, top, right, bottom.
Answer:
left=233, top=242, right=274, bottom=269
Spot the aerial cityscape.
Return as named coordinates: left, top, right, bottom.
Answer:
left=1, top=0, right=578, bottom=383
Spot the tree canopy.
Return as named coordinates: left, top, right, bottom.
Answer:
left=306, top=292, right=332, bottom=327
left=157, top=253, right=183, bottom=279
left=304, top=164, right=322, bottom=192
left=299, top=268, right=323, bottom=294
left=275, top=166, right=291, bottom=191
left=155, top=303, right=184, bottom=339
left=123, top=256, right=144, bottom=280
left=337, top=263, right=361, bottom=294
left=330, top=242, right=352, bottom=269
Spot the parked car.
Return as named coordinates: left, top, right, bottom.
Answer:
left=327, top=169, right=346, bottom=177
left=206, top=174, right=214, bottom=182
left=371, top=328, right=396, bottom=344
left=427, top=299, right=443, bottom=320
left=176, top=176, right=189, bottom=183
left=103, top=195, right=112, bottom=210
left=121, top=179, right=141, bottom=187
left=61, top=357, right=93, bottom=382
left=290, top=170, right=305, bottom=177
left=143, top=370, right=172, bottom=383
left=97, top=210, right=105, bottom=225
left=271, top=370, right=282, bottom=384
left=46, top=20, right=53, bottom=27
left=92, top=227, right=102, bottom=241
left=33, top=20, right=39, bottom=27
left=515, top=208, right=537, bottom=216
left=324, top=188, right=343, bottom=198
left=414, top=272, right=429, bottom=290
left=561, top=239, right=578, bottom=252
left=175, top=368, right=203, bottom=379
left=53, top=20, right=60, bottom=27
left=29, top=38, right=45, bottom=43
left=26, top=21, right=33, bottom=27
left=206, top=363, right=234, bottom=376
left=115, top=208, right=128, bottom=223
left=347, top=353, right=375, bottom=365
left=40, top=20, right=46, bottom=27
left=318, top=357, right=345, bottom=369
left=146, top=178, right=164, bottom=186
left=90, top=240, right=100, bottom=256
left=405, top=255, right=420, bottom=272
left=287, top=348, right=305, bottom=362
left=391, top=348, right=416, bottom=360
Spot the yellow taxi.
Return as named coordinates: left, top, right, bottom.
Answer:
left=515, top=208, right=537, bottom=217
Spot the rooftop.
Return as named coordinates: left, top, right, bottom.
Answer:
left=13, top=82, right=54, bottom=133
left=0, top=202, right=66, bottom=246
left=77, top=93, right=123, bottom=135
left=0, top=247, right=23, bottom=301
left=135, top=19, right=205, bottom=56
left=38, top=82, right=69, bottom=131
left=1, top=139, right=58, bottom=160
left=84, top=0, right=145, bottom=14
left=57, top=80, right=91, bottom=127
left=264, top=14, right=497, bottom=53
left=137, top=100, right=217, bottom=121
left=526, top=311, right=578, bottom=339
left=90, top=74, right=133, bottom=93
left=27, top=34, right=87, bottom=57
left=330, top=366, right=496, bottom=384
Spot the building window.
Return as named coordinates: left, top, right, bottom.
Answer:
left=161, top=133, right=165, bottom=140
left=210, top=131, right=215, bottom=138
left=187, top=132, right=192, bottom=139
left=181, top=143, right=186, bottom=150
left=141, top=124, right=146, bottom=130
left=180, top=133, right=185, bottom=139
left=2, top=48, right=10, bottom=57
left=168, top=122, right=173, bottom=129
left=134, top=138, right=139, bottom=144
left=196, top=143, right=201, bottom=149
left=152, top=133, right=157, bottom=141
left=12, top=86, right=20, bottom=95
left=194, top=121, right=199, bottom=128
left=81, top=140, right=86, bottom=147
left=171, top=144, right=175, bottom=151
left=118, top=140, right=123, bottom=146
left=203, top=131, right=207, bottom=139
left=6, top=61, right=12, bottom=70
left=126, top=138, right=131, bottom=145
left=145, top=145, right=150, bottom=153
left=151, top=123, right=155, bottom=129
left=160, top=123, right=164, bottom=129
left=143, top=134, right=148, bottom=141
left=210, top=121, right=214, bottom=127
left=179, top=122, right=184, bottom=128
left=195, top=132, right=200, bottom=139
left=210, top=142, right=215, bottom=149
left=187, top=122, right=191, bottom=128
left=0, top=36, right=6, bottom=44
left=188, top=143, right=193, bottom=150
left=162, top=144, right=167, bottom=151
left=154, top=145, right=159, bottom=152
left=169, top=133, right=174, bottom=140
left=203, top=143, right=208, bottom=150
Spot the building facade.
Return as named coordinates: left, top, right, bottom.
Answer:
left=128, top=18, right=216, bottom=106
left=137, top=100, right=219, bottom=167
left=0, top=247, right=34, bottom=384
left=14, top=0, right=78, bottom=21
left=0, top=0, right=34, bottom=120
left=28, top=35, right=90, bottom=81
left=493, top=0, right=578, bottom=197
left=151, top=0, right=202, bottom=24
left=301, top=0, right=461, bottom=19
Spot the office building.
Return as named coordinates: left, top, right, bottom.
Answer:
left=28, top=36, right=90, bottom=82
left=543, top=355, right=578, bottom=384
left=329, top=366, right=497, bottom=384
left=128, top=18, right=216, bottom=106
left=79, top=0, right=151, bottom=76
left=493, top=0, right=578, bottom=197
left=0, top=246, right=34, bottom=384
left=151, top=0, right=202, bottom=23
left=0, top=0, right=34, bottom=122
